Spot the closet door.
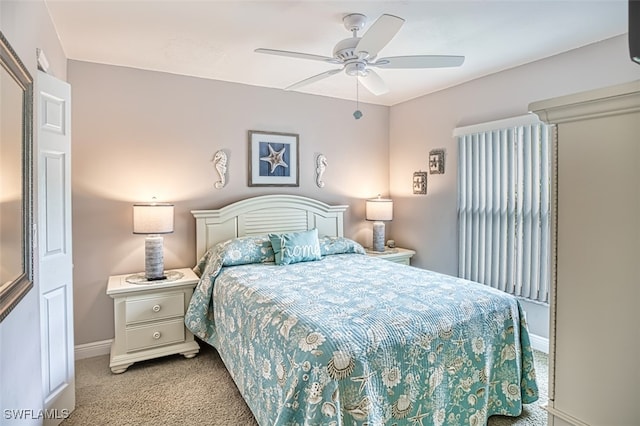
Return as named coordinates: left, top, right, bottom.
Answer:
left=554, top=112, right=637, bottom=425
left=531, top=81, right=640, bottom=426
left=37, top=70, right=74, bottom=424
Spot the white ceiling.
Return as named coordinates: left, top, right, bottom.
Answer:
left=44, top=0, right=628, bottom=106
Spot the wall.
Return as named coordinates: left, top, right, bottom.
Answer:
left=68, top=60, right=390, bottom=345
left=0, top=0, right=67, bottom=424
left=389, top=34, right=640, bottom=340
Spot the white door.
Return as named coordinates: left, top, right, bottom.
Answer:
left=37, top=70, right=74, bottom=424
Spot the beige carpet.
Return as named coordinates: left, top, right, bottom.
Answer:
left=62, top=342, right=548, bottom=426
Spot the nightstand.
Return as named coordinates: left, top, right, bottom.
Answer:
left=366, top=247, right=416, bottom=265
left=106, top=267, right=200, bottom=373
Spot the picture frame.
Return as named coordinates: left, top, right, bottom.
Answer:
left=248, top=130, right=299, bottom=187
left=413, top=171, right=427, bottom=195
left=429, top=149, right=445, bottom=174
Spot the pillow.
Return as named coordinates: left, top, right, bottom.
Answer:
left=319, top=236, right=366, bottom=256
left=220, top=234, right=275, bottom=266
left=193, top=234, right=274, bottom=276
left=268, top=229, right=322, bottom=265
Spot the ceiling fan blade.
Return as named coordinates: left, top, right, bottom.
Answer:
left=356, top=14, right=404, bottom=59
left=358, top=69, right=388, bottom=96
left=285, top=68, right=342, bottom=91
left=372, top=55, right=465, bottom=69
left=255, top=48, right=339, bottom=64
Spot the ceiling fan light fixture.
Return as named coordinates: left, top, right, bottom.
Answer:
left=345, top=62, right=367, bottom=76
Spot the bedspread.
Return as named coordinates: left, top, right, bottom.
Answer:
left=186, top=246, right=538, bottom=426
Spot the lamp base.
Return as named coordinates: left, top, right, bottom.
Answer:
left=372, top=221, right=385, bottom=252
left=145, top=275, right=167, bottom=282
left=125, top=270, right=184, bottom=285
left=145, top=235, right=166, bottom=280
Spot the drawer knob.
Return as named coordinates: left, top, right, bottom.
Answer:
left=152, top=304, right=161, bottom=313
left=152, top=331, right=161, bottom=340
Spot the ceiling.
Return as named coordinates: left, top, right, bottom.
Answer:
left=44, top=0, right=628, bottom=106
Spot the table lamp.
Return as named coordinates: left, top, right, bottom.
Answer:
left=365, top=195, right=393, bottom=252
left=133, top=202, right=174, bottom=281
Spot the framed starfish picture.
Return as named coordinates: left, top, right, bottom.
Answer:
left=248, top=130, right=299, bottom=187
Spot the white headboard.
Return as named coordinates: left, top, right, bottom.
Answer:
left=191, top=195, right=349, bottom=260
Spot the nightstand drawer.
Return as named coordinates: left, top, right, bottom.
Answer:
left=125, top=319, right=185, bottom=352
left=125, top=292, right=184, bottom=324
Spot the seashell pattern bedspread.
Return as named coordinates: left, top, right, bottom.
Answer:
left=185, top=242, right=538, bottom=426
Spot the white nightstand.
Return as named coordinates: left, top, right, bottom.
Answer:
left=106, top=267, right=200, bottom=373
left=366, top=247, right=416, bottom=265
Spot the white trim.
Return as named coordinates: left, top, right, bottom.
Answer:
left=528, top=333, right=549, bottom=354
left=452, top=113, right=542, bottom=136
left=529, top=80, right=640, bottom=124
left=545, top=406, right=590, bottom=426
left=36, top=48, right=49, bottom=72
left=74, top=339, right=112, bottom=360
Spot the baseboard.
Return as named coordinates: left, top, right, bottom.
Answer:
left=529, top=333, right=549, bottom=354
left=75, top=339, right=112, bottom=360
left=546, top=406, right=589, bottom=426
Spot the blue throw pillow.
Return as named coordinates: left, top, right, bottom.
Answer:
left=193, top=234, right=274, bottom=276
left=268, top=229, right=322, bottom=265
left=319, top=236, right=366, bottom=256
left=220, top=234, right=275, bottom=266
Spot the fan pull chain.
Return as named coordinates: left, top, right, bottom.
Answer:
left=354, top=78, right=363, bottom=120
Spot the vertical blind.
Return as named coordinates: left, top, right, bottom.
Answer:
left=456, top=116, right=550, bottom=304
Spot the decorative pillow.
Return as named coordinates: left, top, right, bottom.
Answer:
left=319, top=236, right=366, bottom=256
left=193, top=234, right=275, bottom=276
left=220, top=234, right=275, bottom=266
left=268, top=229, right=322, bottom=265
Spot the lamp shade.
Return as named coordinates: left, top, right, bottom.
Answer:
left=365, top=196, right=393, bottom=221
left=133, top=203, right=174, bottom=234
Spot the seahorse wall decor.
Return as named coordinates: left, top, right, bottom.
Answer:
left=212, top=150, right=227, bottom=189
left=316, top=154, right=327, bottom=188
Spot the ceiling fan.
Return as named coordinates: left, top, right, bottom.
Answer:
left=255, top=13, right=465, bottom=96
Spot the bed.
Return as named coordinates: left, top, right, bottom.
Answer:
left=185, top=195, right=538, bottom=425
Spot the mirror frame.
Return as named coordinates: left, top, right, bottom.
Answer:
left=0, top=31, right=34, bottom=323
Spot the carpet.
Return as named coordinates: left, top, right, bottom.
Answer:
left=61, top=343, right=548, bottom=425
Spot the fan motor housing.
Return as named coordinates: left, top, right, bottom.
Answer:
left=333, top=37, right=361, bottom=61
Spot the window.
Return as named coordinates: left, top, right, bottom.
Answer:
left=455, top=115, right=551, bottom=304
